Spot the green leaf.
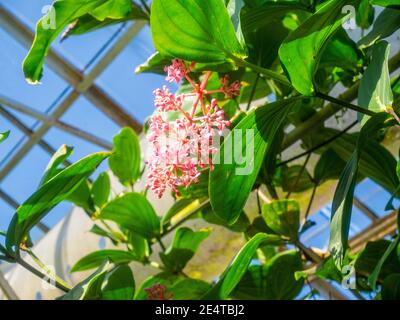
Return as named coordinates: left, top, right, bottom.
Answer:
left=278, top=0, right=348, bottom=95
left=0, top=131, right=10, bottom=143
left=358, top=8, right=400, bottom=49
left=58, top=261, right=111, bottom=300
left=161, top=199, right=199, bottom=228
left=150, top=0, right=247, bottom=63
left=202, top=233, right=273, bottom=299
left=89, top=224, right=120, bottom=245
left=241, top=1, right=310, bottom=33
left=209, top=97, right=299, bottom=224
left=319, top=29, right=361, bottom=72
left=167, top=278, right=211, bottom=300
left=109, top=127, right=141, bottom=187
left=329, top=113, right=392, bottom=268
left=232, top=250, right=304, bottom=299
left=281, top=165, right=314, bottom=193
left=160, top=227, right=211, bottom=272
left=91, top=172, right=110, bottom=208
left=356, top=0, right=374, bottom=29
left=23, top=0, right=109, bottom=83
left=97, top=192, right=160, bottom=239
left=370, top=0, right=400, bottom=8
left=314, top=149, right=346, bottom=185
left=101, top=265, right=135, bottom=300
left=382, top=274, right=400, bottom=300
left=71, top=250, right=138, bottom=273
left=261, top=199, right=300, bottom=241
left=90, top=0, right=132, bottom=21
left=6, top=152, right=109, bottom=253
left=40, top=144, right=73, bottom=185
left=355, top=240, right=400, bottom=282
left=63, top=4, right=148, bottom=38
left=135, top=51, right=171, bottom=75
left=368, top=236, right=400, bottom=290
left=358, top=41, right=393, bottom=125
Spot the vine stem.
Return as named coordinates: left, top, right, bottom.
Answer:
left=303, top=183, right=317, bottom=225
left=285, top=153, right=311, bottom=199
left=316, top=91, right=375, bottom=116
left=277, top=120, right=358, bottom=167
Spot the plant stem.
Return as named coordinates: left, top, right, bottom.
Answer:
left=278, top=120, right=358, bottom=167
left=26, top=249, right=71, bottom=291
left=304, top=183, right=317, bottom=224
left=15, top=256, right=70, bottom=293
left=160, top=199, right=210, bottom=237
left=246, top=73, right=260, bottom=111
left=285, top=153, right=311, bottom=199
left=157, top=238, right=167, bottom=251
left=232, top=56, right=292, bottom=88
left=316, top=91, right=375, bottom=116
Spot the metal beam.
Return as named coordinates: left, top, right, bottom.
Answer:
left=353, top=196, right=380, bottom=221
left=0, top=89, right=79, bottom=181
left=0, top=270, right=19, bottom=300
left=349, top=210, right=398, bottom=253
left=0, top=5, right=142, bottom=132
left=0, top=95, right=112, bottom=150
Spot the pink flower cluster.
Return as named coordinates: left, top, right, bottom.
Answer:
left=146, top=59, right=241, bottom=198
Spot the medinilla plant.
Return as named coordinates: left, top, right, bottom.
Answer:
left=1, top=0, right=400, bottom=300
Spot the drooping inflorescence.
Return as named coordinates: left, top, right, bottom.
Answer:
left=146, top=59, right=241, bottom=198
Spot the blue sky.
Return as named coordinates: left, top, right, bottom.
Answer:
left=0, top=0, right=166, bottom=238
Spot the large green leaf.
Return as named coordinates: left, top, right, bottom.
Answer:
left=358, top=41, right=393, bottom=125
left=64, top=3, right=148, bottom=38
left=91, top=172, right=110, bottom=208
left=58, top=261, right=111, bottom=300
left=355, top=240, right=400, bottom=282
left=278, top=0, right=347, bottom=95
left=314, top=149, right=346, bottom=185
left=160, top=227, right=211, bottom=272
left=109, top=127, right=141, bottom=187
left=356, top=0, right=374, bottom=29
left=209, top=97, right=299, bottom=224
left=329, top=113, right=393, bottom=268
left=40, top=144, right=73, bottom=185
left=202, top=233, right=276, bottom=299
left=367, top=214, right=400, bottom=290
left=71, top=250, right=138, bottom=272
left=358, top=8, right=400, bottom=49
left=101, top=265, right=135, bottom=300
left=261, top=200, right=300, bottom=241
left=97, top=192, right=160, bottom=239
left=382, top=274, right=400, bottom=300
left=90, top=0, right=132, bottom=21
left=232, top=250, right=304, bottom=299
left=135, top=51, right=171, bottom=75
left=150, top=0, right=247, bottom=63
left=6, top=152, right=109, bottom=253
left=23, top=0, right=109, bottom=83
left=370, top=0, right=400, bottom=8
left=241, top=1, right=310, bottom=33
